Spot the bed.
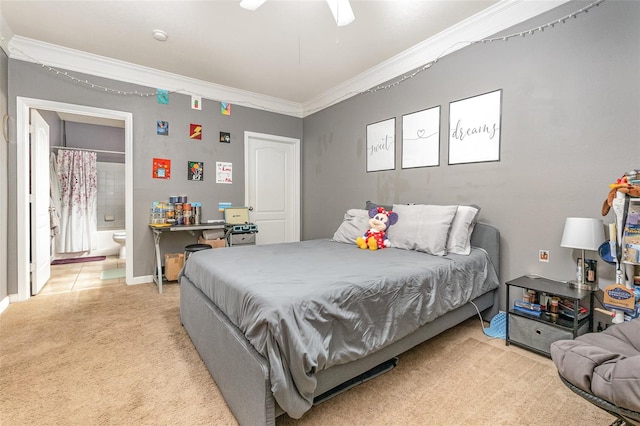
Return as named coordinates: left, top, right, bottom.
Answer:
left=179, top=204, right=500, bottom=425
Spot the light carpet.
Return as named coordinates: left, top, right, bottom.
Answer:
left=0, top=283, right=615, bottom=425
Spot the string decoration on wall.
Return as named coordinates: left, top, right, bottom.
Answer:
left=0, top=0, right=605, bottom=114
left=359, top=0, right=605, bottom=96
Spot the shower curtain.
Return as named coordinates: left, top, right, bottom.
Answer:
left=55, top=149, right=98, bottom=253
left=49, top=152, right=61, bottom=237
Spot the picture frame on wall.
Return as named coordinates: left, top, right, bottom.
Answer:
left=188, top=161, right=204, bottom=181
left=152, top=158, right=171, bottom=179
left=366, top=117, right=396, bottom=172
left=448, top=89, right=502, bottom=165
left=402, top=106, right=440, bottom=169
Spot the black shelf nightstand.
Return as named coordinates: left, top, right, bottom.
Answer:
left=505, top=276, right=594, bottom=357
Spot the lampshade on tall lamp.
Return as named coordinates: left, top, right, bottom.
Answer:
left=560, top=217, right=605, bottom=290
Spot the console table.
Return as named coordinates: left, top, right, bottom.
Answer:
left=149, top=223, right=225, bottom=293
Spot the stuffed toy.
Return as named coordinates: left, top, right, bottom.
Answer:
left=602, top=175, right=640, bottom=216
left=356, top=207, right=399, bottom=250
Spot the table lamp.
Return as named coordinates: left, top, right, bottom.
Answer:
left=560, top=217, right=605, bottom=290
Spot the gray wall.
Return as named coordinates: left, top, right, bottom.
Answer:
left=6, top=63, right=302, bottom=293
left=63, top=121, right=125, bottom=164
left=301, top=0, right=640, bottom=308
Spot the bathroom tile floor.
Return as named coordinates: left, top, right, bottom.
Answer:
left=39, top=256, right=126, bottom=295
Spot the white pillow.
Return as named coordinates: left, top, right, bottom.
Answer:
left=387, top=204, right=458, bottom=255
left=332, top=209, right=370, bottom=244
left=447, top=205, right=481, bottom=255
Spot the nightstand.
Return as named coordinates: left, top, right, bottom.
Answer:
left=505, top=276, right=594, bottom=357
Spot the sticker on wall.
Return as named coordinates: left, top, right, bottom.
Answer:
left=219, top=132, right=230, bottom=143
left=156, top=89, right=169, bottom=105
left=191, top=96, right=202, bottom=110
left=152, top=158, right=171, bottom=179
left=216, top=161, right=232, bottom=184
left=221, top=102, right=231, bottom=116
left=188, top=161, right=204, bottom=181
left=189, top=123, right=202, bottom=140
left=157, top=120, right=169, bottom=136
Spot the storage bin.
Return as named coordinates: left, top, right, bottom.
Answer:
left=509, top=314, right=589, bottom=355
left=230, top=233, right=256, bottom=246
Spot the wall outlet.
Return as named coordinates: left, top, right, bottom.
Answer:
left=539, top=250, right=549, bottom=262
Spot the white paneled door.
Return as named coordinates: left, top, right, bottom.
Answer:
left=245, top=132, right=300, bottom=245
left=30, top=109, right=51, bottom=295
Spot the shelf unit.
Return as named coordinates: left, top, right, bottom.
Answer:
left=505, top=276, right=594, bottom=357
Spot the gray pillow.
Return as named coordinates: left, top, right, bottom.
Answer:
left=446, top=205, right=481, bottom=255
left=387, top=204, right=458, bottom=255
left=365, top=201, right=393, bottom=211
left=332, top=209, right=370, bottom=244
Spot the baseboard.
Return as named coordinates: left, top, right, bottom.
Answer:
left=0, top=295, right=10, bottom=314
left=130, top=275, right=153, bottom=286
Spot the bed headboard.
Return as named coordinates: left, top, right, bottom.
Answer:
left=470, top=223, right=500, bottom=279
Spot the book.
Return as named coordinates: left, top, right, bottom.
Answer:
left=623, top=202, right=640, bottom=264
left=514, top=299, right=541, bottom=312
left=513, top=306, right=542, bottom=317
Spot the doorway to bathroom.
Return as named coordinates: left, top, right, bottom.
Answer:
left=49, top=112, right=126, bottom=261
left=15, top=97, right=133, bottom=301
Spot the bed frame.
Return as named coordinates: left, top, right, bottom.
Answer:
left=180, top=223, right=500, bottom=425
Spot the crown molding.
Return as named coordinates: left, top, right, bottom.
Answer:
left=0, top=15, right=14, bottom=56
left=7, top=36, right=305, bottom=117
left=302, top=0, right=570, bottom=116
left=4, top=0, right=569, bottom=118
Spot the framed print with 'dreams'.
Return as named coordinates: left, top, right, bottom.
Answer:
left=448, top=89, right=502, bottom=165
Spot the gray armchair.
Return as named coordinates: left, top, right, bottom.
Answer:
left=550, top=319, right=640, bottom=425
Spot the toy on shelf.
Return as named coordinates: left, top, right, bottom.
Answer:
left=601, top=171, right=640, bottom=323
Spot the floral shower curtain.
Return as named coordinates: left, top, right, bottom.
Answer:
left=55, top=149, right=98, bottom=253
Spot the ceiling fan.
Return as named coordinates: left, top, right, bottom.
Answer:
left=239, top=0, right=355, bottom=26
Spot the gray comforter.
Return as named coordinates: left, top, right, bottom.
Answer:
left=182, top=239, right=499, bottom=418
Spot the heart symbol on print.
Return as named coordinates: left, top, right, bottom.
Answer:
left=417, top=129, right=426, bottom=138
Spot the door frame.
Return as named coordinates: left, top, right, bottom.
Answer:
left=15, top=97, right=133, bottom=301
left=244, top=131, right=300, bottom=243
left=30, top=109, right=51, bottom=295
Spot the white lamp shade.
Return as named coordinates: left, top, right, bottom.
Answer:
left=560, top=217, right=605, bottom=251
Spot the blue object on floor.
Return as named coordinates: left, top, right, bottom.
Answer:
left=484, top=311, right=506, bottom=339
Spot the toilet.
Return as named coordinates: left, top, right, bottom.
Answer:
left=112, top=231, right=126, bottom=260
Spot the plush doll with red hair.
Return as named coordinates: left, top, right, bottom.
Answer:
left=356, top=207, right=399, bottom=250
left=602, top=174, right=640, bottom=216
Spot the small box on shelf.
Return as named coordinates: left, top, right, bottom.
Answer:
left=198, top=236, right=226, bottom=248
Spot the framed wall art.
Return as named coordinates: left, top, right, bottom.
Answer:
left=156, top=120, right=169, bottom=136
left=402, top=106, right=440, bottom=169
left=366, top=117, right=396, bottom=172
left=448, top=89, right=502, bottom=165
left=152, top=158, right=171, bottom=179
left=188, top=161, right=204, bottom=181
left=189, top=123, right=202, bottom=140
